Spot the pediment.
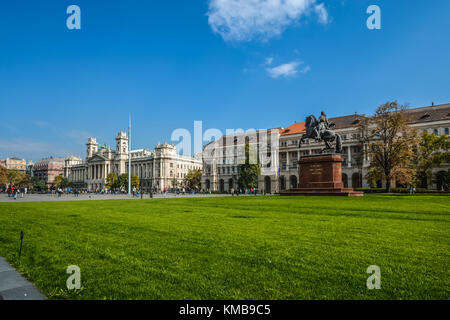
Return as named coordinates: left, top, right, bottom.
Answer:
left=89, top=154, right=108, bottom=162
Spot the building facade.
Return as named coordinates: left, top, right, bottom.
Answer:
left=0, top=157, right=27, bottom=172
left=202, top=103, right=450, bottom=193
left=64, top=132, right=202, bottom=191
left=32, top=157, right=66, bottom=186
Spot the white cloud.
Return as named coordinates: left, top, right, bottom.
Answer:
left=0, top=138, right=76, bottom=160
left=314, top=3, right=328, bottom=24
left=265, top=57, right=274, bottom=65
left=207, top=0, right=328, bottom=42
left=266, top=61, right=310, bottom=78
left=66, top=130, right=92, bottom=145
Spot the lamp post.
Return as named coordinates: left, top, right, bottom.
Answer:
left=128, top=114, right=131, bottom=195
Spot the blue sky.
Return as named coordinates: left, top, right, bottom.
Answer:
left=0, top=0, right=449, bottom=161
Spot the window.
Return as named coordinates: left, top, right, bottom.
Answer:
left=445, top=128, right=449, bottom=135
left=434, top=129, right=439, bottom=135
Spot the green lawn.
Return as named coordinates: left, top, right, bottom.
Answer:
left=0, top=195, right=448, bottom=300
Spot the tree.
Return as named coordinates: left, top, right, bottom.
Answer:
left=413, top=132, right=450, bottom=188
left=7, top=170, right=25, bottom=187
left=118, top=174, right=128, bottom=190
left=106, top=173, right=119, bottom=189
left=19, top=174, right=33, bottom=188
left=433, top=170, right=450, bottom=191
left=131, top=174, right=140, bottom=189
left=53, top=175, right=69, bottom=188
left=32, top=176, right=47, bottom=191
left=185, top=169, right=202, bottom=190
left=238, top=143, right=261, bottom=190
left=118, top=173, right=140, bottom=190
left=359, top=101, right=418, bottom=192
left=0, top=166, right=7, bottom=187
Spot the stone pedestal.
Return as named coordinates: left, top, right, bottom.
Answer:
left=281, top=154, right=363, bottom=196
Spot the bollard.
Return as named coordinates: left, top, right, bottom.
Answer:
left=18, top=231, right=24, bottom=259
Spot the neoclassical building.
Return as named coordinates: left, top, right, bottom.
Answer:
left=64, top=132, right=202, bottom=191
left=202, top=103, right=450, bottom=193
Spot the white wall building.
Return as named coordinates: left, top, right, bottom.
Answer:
left=64, top=132, right=202, bottom=191
left=202, top=103, right=450, bottom=193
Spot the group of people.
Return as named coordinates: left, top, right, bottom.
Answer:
left=229, top=188, right=259, bottom=196
left=6, top=186, right=27, bottom=200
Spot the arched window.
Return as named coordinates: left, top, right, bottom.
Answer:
left=264, top=176, right=271, bottom=194
left=352, top=173, right=361, bottom=188
left=279, top=176, right=286, bottom=190
left=342, top=173, right=348, bottom=188
left=289, top=175, right=298, bottom=189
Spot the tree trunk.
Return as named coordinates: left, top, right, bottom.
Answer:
left=385, top=179, right=391, bottom=193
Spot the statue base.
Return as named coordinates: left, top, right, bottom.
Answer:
left=280, top=154, right=364, bottom=197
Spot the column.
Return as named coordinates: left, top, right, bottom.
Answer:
left=347, top=146, right=352, bottom=168
left=286, top=151, right=290, bottom=170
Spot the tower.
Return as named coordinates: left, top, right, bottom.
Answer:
left=116, top=132, right=128, bottom=155
left=86, top=138, right=98, bottom=159
left=115, top=132, right=129, bottom=174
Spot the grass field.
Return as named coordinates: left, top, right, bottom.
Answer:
left=0, top=195, right=449, bottom=300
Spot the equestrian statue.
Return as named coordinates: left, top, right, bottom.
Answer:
left=298, top=111, right=342, bottom=154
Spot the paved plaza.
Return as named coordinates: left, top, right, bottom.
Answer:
left=0, top=192, right=262, bottom=203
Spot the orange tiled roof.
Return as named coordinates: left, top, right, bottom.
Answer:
left=280, top=122, right=306, bottom=136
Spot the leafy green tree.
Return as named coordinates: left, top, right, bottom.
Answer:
left=413, top=132, right=450, bottom=188
left=53, top=175, right=68, bottom=188
left=118, top=174, right=128, bottom=189
left=238, top=143, right=261, bottom=190
left=433, top=170, right=450, bottom=191
left=118, top=173, right=140, bottom=189
left=185, top=169, right=202, bottom=190
left=60, top=177, right=70, bottom=188
left=106, top=173, right=119, bottom=189
left=32, top=177, right=47, bottom=191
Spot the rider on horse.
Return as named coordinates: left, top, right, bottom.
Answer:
left=314, top=111, right=330, bottom=139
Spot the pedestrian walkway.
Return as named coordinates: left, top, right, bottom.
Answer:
left=0, top=192, right=264, bottom=203
left=0, top=256, right=45, bottom=300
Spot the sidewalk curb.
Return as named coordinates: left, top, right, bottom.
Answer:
left=0, top=257, right=45, bottom=300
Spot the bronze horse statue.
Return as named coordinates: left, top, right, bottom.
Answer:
left=299, top=114, right=342, bottom=153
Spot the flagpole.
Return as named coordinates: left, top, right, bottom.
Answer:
left=128, top=114, right=131, bottom=195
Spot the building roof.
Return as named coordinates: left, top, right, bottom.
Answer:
left=405, top=103, right=450, bottom=124
left=280, top=122, right=306, bottom=136
left=280, top=103, right=450, bottom=136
